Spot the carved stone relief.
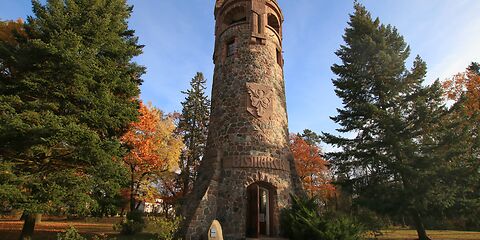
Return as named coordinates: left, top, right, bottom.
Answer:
left=246, top=82, right=274, bottom=121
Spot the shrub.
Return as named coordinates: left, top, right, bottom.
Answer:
left=281, top=194, right=365, bottom=240
left=57, top=227, right=116, bottom=240
left=145, top=216, right=182, bottom=240
left=57, top=227, right=86, bottom=240
left=322, top=216, right=365, bottom=240
left=353, top=207, right=391, bottom=236
left=116, top=210, right=145, bottom=235
left=91, top=234, right=116, bottom=240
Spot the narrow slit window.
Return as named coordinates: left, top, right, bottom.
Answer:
left=257, top=15, right=262, bottom=34
left=276, top=49, right=282, bottom=66
left=227, top=39, right=236, bottom=57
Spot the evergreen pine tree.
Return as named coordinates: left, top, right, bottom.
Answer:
left=0, top=0, right=144, bottom=239
left=178, top=72, right=210, bottom=196
left=469, top=62, right=479, bottom=74
left=323, top=4, right=451, bottom=240
left=300, top=129, right=322, bottom=146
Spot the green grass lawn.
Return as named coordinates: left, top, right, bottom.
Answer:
left=374, top=230, right=480, bottom=240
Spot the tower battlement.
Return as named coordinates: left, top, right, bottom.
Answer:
left=214, top=0, right=283, bottom=35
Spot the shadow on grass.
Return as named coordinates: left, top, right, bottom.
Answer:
left=0, top=230, right=156, bottom=240
left=0, top=220, right=156, bottom=240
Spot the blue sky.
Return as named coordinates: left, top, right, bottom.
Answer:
left=2, top=0, right=480, bottom=150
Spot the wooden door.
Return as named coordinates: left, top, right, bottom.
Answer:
left=246, top=184, right=259, bottom=238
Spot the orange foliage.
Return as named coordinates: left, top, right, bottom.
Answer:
left=443, top=67, right=480, bottom=116
left=289, top=134, right=335, bottom=198
left=1, top=19, right=26, bottom=79
left=122, top=101, right=182, bottom=174
left=0, top=19, right=26, bottom=45
left=121, top=101, right=183, bottom=208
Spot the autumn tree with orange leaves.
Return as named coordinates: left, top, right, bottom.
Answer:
left=122, top=102, right=183, bottom=212
left=443, top=63, right=480, bottom=116
left=289, top=130, right=334, bottom=200
left=0, top=19, right=26, bottom=82
left=0, top=19, right=25, bottom=45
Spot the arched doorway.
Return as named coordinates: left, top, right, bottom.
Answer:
left=246, top=182, right=276, bottom=238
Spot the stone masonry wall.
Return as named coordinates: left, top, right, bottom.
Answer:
left=181, top=1, right=303, bottom=239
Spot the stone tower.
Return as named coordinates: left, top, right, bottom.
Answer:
left=181, top=0, right=302, bottom=239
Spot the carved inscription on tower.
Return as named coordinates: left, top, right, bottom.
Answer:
left=246, top=82, right=274, bottom=121
left=223, top=155, right=289, bottom=171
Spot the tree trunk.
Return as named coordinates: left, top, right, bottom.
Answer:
left=130, top=184, right=135, bottom=212
left=34, top=214, right=42, bottom=223
left=182, top=116, right=197, bottom=196
left=135, top=200, right=143, bottom=210
left=410, top=209, right=431, bottom=240
left=130, top=165, right=136, bottom=212
left=182, top=155, right=191, bottom=196
left=164, top=203, right=168, bottom=218
left=18, top=213, right=36, bottom=240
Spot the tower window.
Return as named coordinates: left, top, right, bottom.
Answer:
left=223, top=6, right=247, bottom=28
left=267, top=14, right=280, bottom=34
left=276, top=49, right=282, bottom=66
left=257, top=13, right=262, bottom=34
left=227, top=39, right=236, bottom=57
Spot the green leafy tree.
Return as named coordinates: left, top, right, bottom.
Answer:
left=323, top=4, right=454, bottom=240
left=178, top=72, right=210, bottom=196
left=0, top=0, right=144, bottom=239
